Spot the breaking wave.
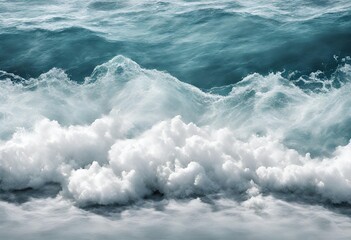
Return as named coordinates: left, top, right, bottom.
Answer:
left=1, top=55, right=351, bottom=206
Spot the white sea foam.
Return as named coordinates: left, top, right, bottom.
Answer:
left=1, top=56, right=351, bottom=206
left=1, top=1, right=351, bottom=239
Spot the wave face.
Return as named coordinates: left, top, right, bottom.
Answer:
left=1, top=1, right=351, bottom=239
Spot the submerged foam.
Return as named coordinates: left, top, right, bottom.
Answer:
left=1, top=55, right=351, bottom=206
left=1, top=195, right=351, bottom=240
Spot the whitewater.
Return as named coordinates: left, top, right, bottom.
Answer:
left=1, top=0, right=351, bottom=239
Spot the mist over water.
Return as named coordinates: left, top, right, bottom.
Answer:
left=1, top=0, right=351, bottom=239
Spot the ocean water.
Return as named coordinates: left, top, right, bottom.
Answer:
left=1, top=0, right=351, bottom=239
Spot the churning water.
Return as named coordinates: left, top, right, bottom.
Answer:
left=1, top=0, right=351, bottom=239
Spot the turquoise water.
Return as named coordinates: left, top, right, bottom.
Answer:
left=1, top=0, right=351, bottom=87
left=1, top=1, right=351, bottom=239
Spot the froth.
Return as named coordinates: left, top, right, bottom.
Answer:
left=1, top=113, right=351, bottom=206
left=1, top=55, right=351, bottom=206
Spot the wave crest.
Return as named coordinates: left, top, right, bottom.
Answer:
left=1, top=55, right=351, bottom=205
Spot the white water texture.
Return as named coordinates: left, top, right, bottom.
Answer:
left=1, top=56, right=351, bottom=206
